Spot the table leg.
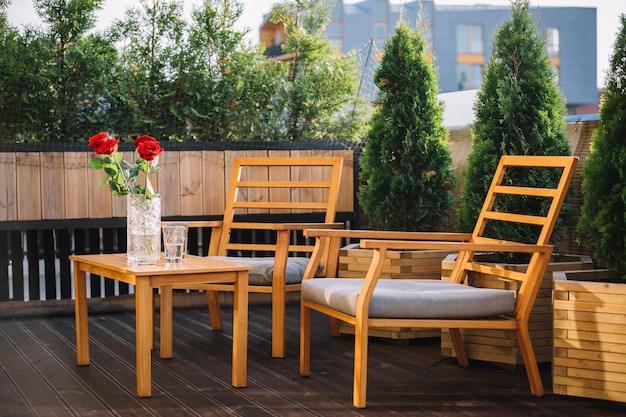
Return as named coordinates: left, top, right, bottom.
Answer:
left=231, top=270, right=248, bottom=387
left=160, top=285, right=173, bottom=359
left=73, top=262, right=89, bottom=366
left=135, top=278, right=153, bottom=397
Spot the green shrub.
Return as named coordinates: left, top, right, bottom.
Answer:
left=358, top=19, right=456, bottom=231
left=456, top=0, right=571, bottom=256
left=577, top=14, right=626, bottom=280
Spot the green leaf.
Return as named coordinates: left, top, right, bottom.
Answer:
left=89, top=158, right=104, bottom=169
left=103, top=163, right=119, bottom=176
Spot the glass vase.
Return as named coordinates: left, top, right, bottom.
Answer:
left=127, top=194, right=161, bottom=265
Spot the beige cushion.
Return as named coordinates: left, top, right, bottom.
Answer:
left=301, top=278, right=515, bottom=319
left=209, top=256, right=313, bottom=286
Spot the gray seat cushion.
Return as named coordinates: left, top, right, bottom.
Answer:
left=301, top=278, right=515, bottom=319
left=209, top=256, right=313, bottom=286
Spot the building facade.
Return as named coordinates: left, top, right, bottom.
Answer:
left=261, top=0, right=598, bottom=114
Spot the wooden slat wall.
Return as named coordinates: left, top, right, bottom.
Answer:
left=0, top=149, right=355, bottom=221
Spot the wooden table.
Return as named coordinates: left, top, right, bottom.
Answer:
left=70, top=253, right=252, bottom=397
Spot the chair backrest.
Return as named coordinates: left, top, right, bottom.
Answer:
left=214, top=156, right=344, bottom=257
left=449, top=155, right=578, bottom=316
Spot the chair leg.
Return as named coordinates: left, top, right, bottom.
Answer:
left=329, top=317, right=341, bottom=337
left=271, top=290, right=286, bottom=358
left=206, top=291, right=223, bottom=331
left=517, top=325, right=544, bottom=396
left=353, top=319, right=369, bottom=408
left=449, top=328, right=469, bottom=367
left=300, top=303, right=311, bottom=376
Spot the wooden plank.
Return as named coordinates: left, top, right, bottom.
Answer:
left=559, top=310, right=626, bottom=325
left=88, top=152, right=112, bottom=218
left=311, top=149, right=331, bottom=208
left=268, top=150, right=291, bottom=214
left=554, top=336, right=626, bottom=354
left=16, top=152, right=41, bottom=220
left=555, top=280, right=626, bottom=296
left=554, top=299, right=626, bottom=315
left=180, top=151, right=203, bottom=216
left=332, top=149, right=354, bottom=212
left=224, top=150, right=247, bottom=216
left=158, top=150, right=181, bottom=216
left=244, top=150, right=270, bottom=214
left=65, top=152, right=89, bottom=219
left=40, top=152, right=65, bottom=220
left=554, top=356, right=626, bottom=374
left=201, top=151, right=225, bottom=216
left=290, top=149, right=313, bottom=212
left=565, top=291, right=626, bottom=305
left=554, top=328, right=626, bottom=344
left=0, top=152, right=17, bottom=220
left=554, top=319, right=626, bottom=335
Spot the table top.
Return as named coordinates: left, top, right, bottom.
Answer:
left=69, top=253, right=252, bottom=277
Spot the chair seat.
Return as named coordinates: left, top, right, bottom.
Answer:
left=301, top=279, right=515, bottom=319
left=210, top=256, right=313, bottom=286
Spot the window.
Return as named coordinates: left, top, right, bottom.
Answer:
left=547, top=27, right=560, bottom=56
left=374, top=22, right=388, bottom=43
left=456, top=23, right=484, bottom=90
left=456, top=24, right=483, bottom=54
left=457, top=63, right=483, bottom=90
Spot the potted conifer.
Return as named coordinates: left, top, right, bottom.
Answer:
left=552, top=14, right=626, bottom=403
left=340, top=16, right=457, bottom=340
left=441, top=0, right=590, bottom=367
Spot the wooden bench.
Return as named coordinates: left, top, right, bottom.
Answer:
left=174, top=156, right=345, bottom=358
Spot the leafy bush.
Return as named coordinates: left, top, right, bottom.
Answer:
left=358, top=20, right=456, bottom=231
left=577, top=14, right=626, bottom=280
left=0, top=0, right=366, bottom=142
left=456, top=0, right=571, bottom=255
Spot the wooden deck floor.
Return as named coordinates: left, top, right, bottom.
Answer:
left=1, top=302, right=625, bottom=417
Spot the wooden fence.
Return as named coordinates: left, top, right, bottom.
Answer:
left=0, top=146, right=355, bottom=221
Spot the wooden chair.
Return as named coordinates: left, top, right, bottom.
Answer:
left=299, top=155, right=578, bottom=408
left=175, top=156, right=344, bottom=358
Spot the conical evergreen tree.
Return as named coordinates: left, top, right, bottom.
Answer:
left=456, top=0, right=571, bottom=245
left=357, top=19, right=455, bottom=231
left=577, top=14, right=626, bottom=280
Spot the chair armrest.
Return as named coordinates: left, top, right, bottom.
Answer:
left=279, top=222, right=344, bottom=231
left=176, top=221, right=224, bottom=256
left=360, top=239, right=553, bottom=254
left=230, top=222, right=344, bottom=231
left=304, top=228, right=472, bottom=241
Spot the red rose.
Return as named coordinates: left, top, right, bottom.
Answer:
left=134, top=135, right=163, bottom=161
left=88, top=132, right=118, bottom=155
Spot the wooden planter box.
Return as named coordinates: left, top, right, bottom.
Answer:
left=338, top=244, right=456, bottom=340
left=441, top=254, right=593, bottom=368
left=553, top=269, right=626, bottom=403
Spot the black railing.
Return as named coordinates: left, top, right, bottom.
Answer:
left=0, top=213, right=355, bottom=303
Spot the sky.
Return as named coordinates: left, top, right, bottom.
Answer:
left=6, top=0, right=624, bottom=89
